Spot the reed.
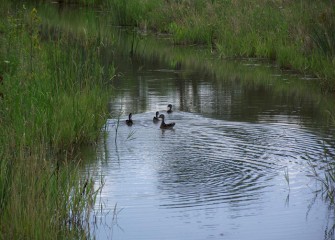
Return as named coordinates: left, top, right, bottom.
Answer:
left=105, top=0, right=161, bottom=27
left=308, top=157, right=335, bottom=204
left=308, top=157, right=335, bottom=237
left=0, top=3, right=113, bottom=239
left=284, top=167, right=290, bottom=191
left=103, top=0, right=335, bottom=92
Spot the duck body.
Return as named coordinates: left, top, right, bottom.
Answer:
left=167, top=104, right=173, bottom=113
left=159, top=114, right=175, bottom=129
left=153, top=111, right=160, bottom=122
left=126, top=113, right=133, bottom=126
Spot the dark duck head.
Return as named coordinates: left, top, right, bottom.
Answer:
left=159, top=114, right=175, bottom=129
left=126, top=113, right=133, bottom=126
left=167, top=104, right=173, bottom=113
left=153, top=111, right=160, bottom=122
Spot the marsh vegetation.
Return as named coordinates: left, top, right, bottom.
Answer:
left=101, top=0, right=335, bottom=92
left=0, top=2, right=114, bottom=238
left=1, top=0, right=335, bottom=239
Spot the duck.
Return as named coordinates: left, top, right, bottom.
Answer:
left=125, top=113, right=133, bottom=126
left=167, top=104, right=173, bottom=113
left=153, top=111, right=160, bottom=122
left=159, top=114, right=175, bottom=129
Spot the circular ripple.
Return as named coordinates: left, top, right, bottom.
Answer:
left=95, top=111, right=335, bottom=211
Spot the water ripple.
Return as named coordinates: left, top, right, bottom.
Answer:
left=94, top=111, right=335, bottom=212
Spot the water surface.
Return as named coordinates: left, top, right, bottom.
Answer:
left=30, top=3, right=335, bottom=239
left=86, top=54, right=335, bottom=240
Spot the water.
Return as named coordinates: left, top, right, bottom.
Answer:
left=86, top=56, right=335, bottom=240
left=27, top=3, right=335, bottom=239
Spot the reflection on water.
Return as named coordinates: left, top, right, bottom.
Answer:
left=34, top=3, right=335, bottom=239
left=86, top=59, right=335, bottom=240
left=90, top=112, right=334, bottom=240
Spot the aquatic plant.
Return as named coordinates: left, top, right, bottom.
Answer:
left=105, top=0, right=162, bottom=27
left=284, top=167, right=290, bottom=191
left=307, top=155, right=335, bottom=239
left=102, top=0, right=335, bottom=92
left=0, top=3, right=114, bottom=239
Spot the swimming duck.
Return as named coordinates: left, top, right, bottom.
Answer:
left=159, top=114, right=175, bottom=129
left=153, top=111, right=160, bottom=122
left=167, top=104, right=173, bottom=113
left=126, top=113, right=133, bottom=126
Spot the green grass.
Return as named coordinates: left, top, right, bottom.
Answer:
left=1, top=1, right=334, bottom=238
left=101, top=0, right=335, bottom=92
left=308, top=156, right=335, bottom=237
left=0, top=3, right=114, bottom=239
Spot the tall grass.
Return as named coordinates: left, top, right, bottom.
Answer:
left=0, top=3, right=114, bottom=239
left=103, top=0, right=335, bottom=92
left=105, top=0, right=162, bottom=28
left=308, top=156, right=335, bottom=238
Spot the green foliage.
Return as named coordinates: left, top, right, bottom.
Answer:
left=308, top=155, right=335, bottom=237
left=29, top=7, right=41, bottom=73
left=308, top=4, right=335, bottom=58
left=105, top=0, right=335, bottom=92
left=0, top=3, right=113, bottom=239
left=169, top=18, right=215, bottom=45
left=105, top=0, right=162, bottom=27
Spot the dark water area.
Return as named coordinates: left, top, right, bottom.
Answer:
left=87, top=32, right=335, bottom=239
left=34, top=3, right=335, bottom=240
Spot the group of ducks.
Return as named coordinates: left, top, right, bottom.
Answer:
left=126, top=104, right=176, bottom=129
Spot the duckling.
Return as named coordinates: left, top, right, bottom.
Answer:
left=159, top=114, right=175, bottom=129
left=167, top=104, right=173, bottom=113
left=126, top=113, right=133, bottom=126
left=153, top=111, right=160, bottom=122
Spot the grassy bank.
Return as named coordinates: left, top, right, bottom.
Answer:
left=107, top=26, right=335, bottom=127
left=0, top=2, right=114, bottom=239
left=98, top=0, right=335, bottom=92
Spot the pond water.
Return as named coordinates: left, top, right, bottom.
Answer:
left=19, top=2, right=334, bottom=239
left=84, top=33, right=335, bottom=240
